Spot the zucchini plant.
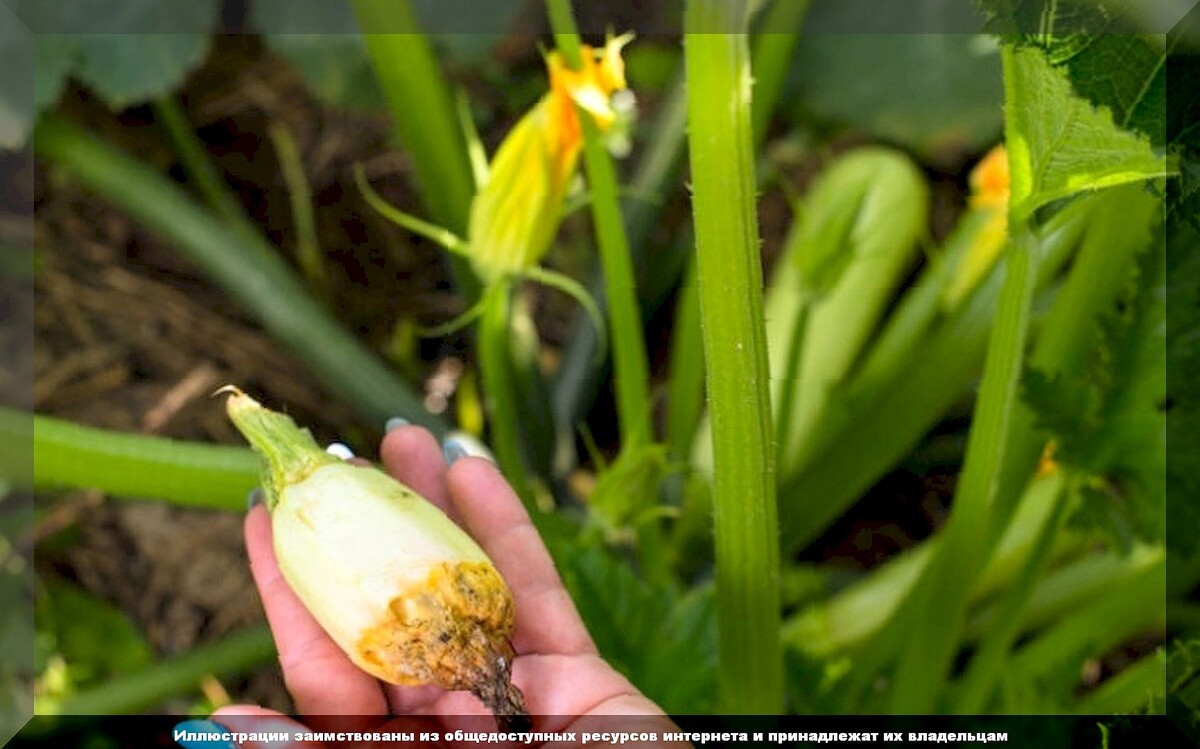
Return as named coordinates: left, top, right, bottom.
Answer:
left=5, top=0, right=1195, bottom=729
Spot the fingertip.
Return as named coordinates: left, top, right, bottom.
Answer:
left=244, top=503, right=272, bottom=549
left=445, top=458, right=595, bottom=656
left=446, top=456, right=530, bottom=527
left=380, top=424, right=455, bottom=517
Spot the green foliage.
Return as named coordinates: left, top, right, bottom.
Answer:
left=1003, top=46, right=1168, bottom=217
left=0, top=514, right=33, bottom=746
left=555, top=545, right=717, bottom=714
left=978, top=0, right=1164, bottom=143
left=1168, top=639, right=1200, bottom=743
left=784, top=0, right=1004, bottom=163
left=978, top=0, right=1196, bottom=224
left=251, top=0, right=524, bottom=110
left=250, top=0, right=383, bottom=110
left=583, top=444, right=671, bottom=547
left=755, top=146, right=928, bottom=478
left=1166, top=13, right=1200, bottom=225
left=1022, top=239, right=1167, bottom=549
left=787, top=28, right=1004, bottom=163
left=34, top=581, right=152, bottom=706
left=7, top=0, right=219, bottom=127
left=1166, top=218, right=1200, bottom=559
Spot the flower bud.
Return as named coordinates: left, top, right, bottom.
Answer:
left=468, top=35, right=632, bottom=282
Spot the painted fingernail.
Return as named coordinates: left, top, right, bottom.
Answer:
left=173, top=719, right=237, bottom=749
left=443, top=432, right=496, bottom=465
left=384, top=416, right=410, bottom=432
left=246, top=488, right=264, bottom=511
left=443, top=439, right=469, bottom=466
left=325, top=442, right=354, bottom=460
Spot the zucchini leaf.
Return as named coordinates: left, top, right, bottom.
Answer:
left=553, top=544, right=717, bottom=714
left=1022, top=234, right=1166, bottom=550
left=1003, top=45, right=1168, bottom=217
left=8, top=0, right=218, bottom=112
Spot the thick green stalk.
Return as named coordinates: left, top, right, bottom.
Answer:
left=550, top=74, right=690, bottom=440
left=778, top=197, right=1088, bottom=552
left=887, top=221, right=1038, bottom=713
left=350, top=0, right=471, bottom=233
left=989, top=184, right=1160, bottom=533
left=351, top=0, right=479, bottom=301
left=34, top=115, right=443, bottom=434
left=28, top=410, right=257, bottom=510
left=782, top=470, right=1075, bottom=659
left=966, top=542, right=1164, bottom=639
left=954, top=469, right=1070, bottom=713
left=666, top=265, right=704, bottom=460
left=546, top=0, right=654, bottom=450
left=477, top=283, right=535, bottom=508
left=45, top=626, right=274, bottom=715
left=550, top=0, right=807, bottom=441
left=1009, top=548, right=1166, bottom=684
left=685, top=3, right=782, bottom=713
left=668, top=3, right=812, bottom=467
left=545, top=0, right=583, bottom=65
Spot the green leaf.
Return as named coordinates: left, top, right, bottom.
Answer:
left=250, top=0, right=383, bottom=109
left=8, top=0, right=218, bottom=114
left=251, top=0, right=523, bottom=109
left=1004, top=45, right=1168, bottom=216
left=554, top=544, right=717, bottom=714
left=1166, top=216, right=1200, bottom=558
left=1166, top=11, right=1200, bottom=226
left=584, top=443, right=671, bottom=546
left=978, top=1, right=1165, bottom=143
left=35, top=581, right=152, bottom=693
left=1022, top=233, right=1166, bottom=548
left=787, top=26, right=1004, bottom=164
left=1168, top=639, right=1200, bottom=744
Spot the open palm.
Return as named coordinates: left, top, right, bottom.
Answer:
left=213, top=424, right=678, bottom=747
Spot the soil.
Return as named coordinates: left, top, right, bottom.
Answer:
left=32, top=36, right=469, bottom=712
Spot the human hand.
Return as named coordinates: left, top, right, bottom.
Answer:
left=212, top=422, right=678, bottom=746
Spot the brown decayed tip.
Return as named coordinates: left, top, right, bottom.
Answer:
left=356, top=561, right=529, bottom=729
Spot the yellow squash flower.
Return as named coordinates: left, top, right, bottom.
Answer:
left=468, top=35, right=632, bottom=282
left=354, top=37, right=631, bottom=343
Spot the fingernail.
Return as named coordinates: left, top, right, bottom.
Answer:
left=173, top=719, right=237, bottom=749
left=443, top=432, right=496, bottom=465
left=246, top=488, right=263, bottom=511
left=325, top=442, right=354, bottom=460
left=443, top=438, right=469, bottom=465
left=385, top=416, right=410, bottom=432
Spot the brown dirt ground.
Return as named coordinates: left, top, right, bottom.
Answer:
left=33, top=36, right=471, bottom=712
